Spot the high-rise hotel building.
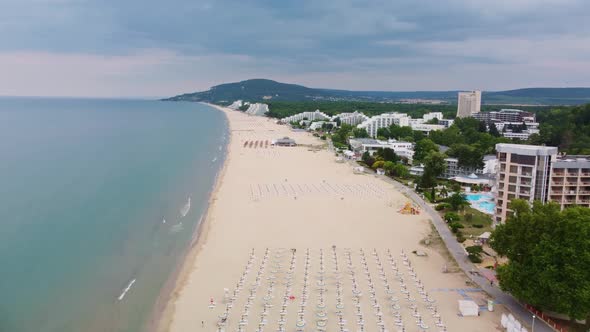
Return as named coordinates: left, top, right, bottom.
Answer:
left=456, top=90, right=482, bottom=118
left=494, top=144, right=590, bottom=223
left=494, top=144, right=558, bottom=223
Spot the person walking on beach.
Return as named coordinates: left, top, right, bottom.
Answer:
left=201, top=320, right=204, bottom=328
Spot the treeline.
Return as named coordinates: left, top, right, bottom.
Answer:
left=530, top=103, right=590, bottom=154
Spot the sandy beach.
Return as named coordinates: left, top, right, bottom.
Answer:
left=159, top=105, right=505, bottom=332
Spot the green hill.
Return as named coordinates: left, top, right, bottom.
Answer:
left=164, top=79, right=590, bottom=105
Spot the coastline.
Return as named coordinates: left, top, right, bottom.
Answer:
left=152, top=103, right=231, bottom=332
left=160, top=105, right=506, bottom=332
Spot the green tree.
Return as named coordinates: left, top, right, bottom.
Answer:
left=447, top=144, right=484, bottom=169
left=375, top=147, right=399, bottom=163
left=383, top=161, right=395, bottom=175
left=444, top=212, right=460, bottom=222
left=361, top=151, right=375, bottom=167
left=376, top=127, right=391, bottom=139
left=372, top=160, right=385, bottom=169
left=352, top=128, right=369, bottom=138
left=440, top=186, right=449, bottom=198
left=420, top=151, right=446, bottom=194
left=414, top=139, right=439, bottom=163
left=389, top=125, right=414, bottom=139
left=491, top=200, right=590, bottom=328
left=447, top=192, right=469, bottom=211
left=489, top=123, right=500, bottom=137
left=392, top=163, right=409, bottom=178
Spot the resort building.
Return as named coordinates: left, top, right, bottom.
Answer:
left=334, top=111, right=369, bottom=126
left=410, top=123, right=446, bottom=135
left=472, top=109, right=535, bottom=124
left=349, top=138, right=414, bottom=161
left=228, top=100, right=244, bottom=110
left=280, top=110, right=330, bottom=124
left=357, top=113, right=411, bottom=138
left=308, top=121, right=337, bottom=131
left=547, top=156, right=590, bottom=210
left=494, top=144, right=558, bottom=224
left=438, top=119, right=455, bottom=128
left=423, top=112, right=444, bottom=122
left=456, top=90, right=482, bottom=118
left=245, top=103, right=269, bottom=116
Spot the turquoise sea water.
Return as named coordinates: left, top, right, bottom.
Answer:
left=0, top=98, right=228, bottom=332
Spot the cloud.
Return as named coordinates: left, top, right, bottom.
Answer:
left=0, top=0, right=589, bottom=96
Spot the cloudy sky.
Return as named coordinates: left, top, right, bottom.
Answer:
left=1, top=0, right=590, bottom=97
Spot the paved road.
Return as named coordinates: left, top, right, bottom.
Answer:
left=380, top=176, right=555, bottom=332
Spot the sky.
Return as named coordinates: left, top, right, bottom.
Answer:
left=1, top=0, right=590, bottom=97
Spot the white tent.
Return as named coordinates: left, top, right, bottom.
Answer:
left=458, top=300, right=479, bottom=316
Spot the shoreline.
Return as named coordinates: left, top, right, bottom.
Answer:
left=151, top=103, right=232, bottom=332
left=160, top=105, right=506, bottom=332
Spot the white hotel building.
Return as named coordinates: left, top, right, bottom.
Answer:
left=280, top=110, right=331, bottom=123
left=357, top=113, right=411, bottom=138
left=335, top=111, right=370, bottom=126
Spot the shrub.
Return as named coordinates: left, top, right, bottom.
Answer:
left=468, top=254, right=482, bottom=263
left=473, top=223, right=484, bottom=228
left=436, top=203, right=451, bottom=211
left=320, top=135, right=326, bottom=140
left=450, top=222, right=464, bottom=233
left=456, top=233, right=466, bottom=243
left=466, top=245, right=483, bottom=255
left=444, top=212, right=461, bottom=223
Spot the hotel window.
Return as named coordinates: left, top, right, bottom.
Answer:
left=510, top=165, right=518, bottom=173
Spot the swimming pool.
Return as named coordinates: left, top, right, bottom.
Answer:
left=465, top=192, right=495, bottom=215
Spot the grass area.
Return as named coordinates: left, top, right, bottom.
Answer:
left=459, top=207, right=494, bottom=236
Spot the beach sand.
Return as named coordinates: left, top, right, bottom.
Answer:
left=159, top=106, right=505, bottom=332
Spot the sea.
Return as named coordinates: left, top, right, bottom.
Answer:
left=0, top=97, right=228, bottom=332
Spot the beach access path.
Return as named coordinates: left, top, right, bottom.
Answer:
left=378, top=175, right=555, bottom=332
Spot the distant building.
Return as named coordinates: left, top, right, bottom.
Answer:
left=349, top=138, right=414, bottom=161
left=494, top=144, right=558, bottom=223
left=357, top=113, right=411, bottom=138
left=441, top=156, right=496, bottom=179
left=308, top=121, right=337, bottom=131
left=273, top=137, right=297, bottom=147
left=410, top=164, right=425, bottom=176
left=227, top=100, right=243, bottom=110
left=281, top=110, right=330, bottom=124
left=438, top=119, right=455, bottom=128
left=473, top=109, right=535, bottom=124
left=410, top=123, right=446, bottom=135
left=333, top=111, right=369, bottom=126
left=245, top=103, right=269, bottom=116
left=456, top=90, right=482, bottom=118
